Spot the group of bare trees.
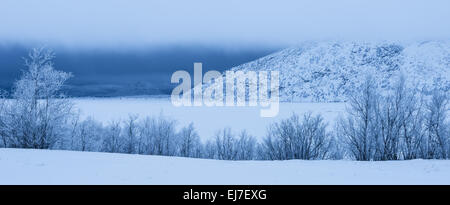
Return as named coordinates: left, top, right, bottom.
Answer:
left=0, top=48, right=448, bottom=161
left=259, top=113, right=335, bottom=160
left=338, top=75, right=449, bottom=160
left=66, top=114, right=192, bottom=156
left=202, top=128, right=258, bottom=160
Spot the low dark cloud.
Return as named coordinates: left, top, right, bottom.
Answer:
left=0, top=44, right=278, bottom=96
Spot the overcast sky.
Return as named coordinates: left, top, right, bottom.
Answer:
left=1, top=0, right=450, bottom=48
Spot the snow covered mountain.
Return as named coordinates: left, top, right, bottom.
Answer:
left=226, top=41, right=450, bottom=102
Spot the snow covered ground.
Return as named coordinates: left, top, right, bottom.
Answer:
left=1, top=148, right=449, bottom=185
left=73, top=96, right=345, bottom=141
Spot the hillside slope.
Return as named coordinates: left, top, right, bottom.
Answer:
left=224, top=41, right=450, bottom=102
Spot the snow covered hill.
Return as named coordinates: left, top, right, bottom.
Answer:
left=224, top=41, right=450, bottom=102
left=1, top=148, right=450, bottom=185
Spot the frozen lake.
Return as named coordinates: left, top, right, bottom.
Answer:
left=73, top=96, right=346, bottom=141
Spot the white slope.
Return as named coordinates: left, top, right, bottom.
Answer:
left=226, top=41, right=450, bottom=102
left=1, top=148, right=450, bottom=185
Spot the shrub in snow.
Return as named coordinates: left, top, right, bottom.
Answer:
left=101, top=120, right=123, bottom=153
left=136, top=115, right=178, bottom=156
left=178, top=123, right=203, bottom=158
left=202, top=128, right=257, bottom=160
left=260, top=112, right=333, bottom=160
left=69, top=117, right=104, bottom=152
left=214, top=128, right=238, bottom=160
left=235, top=130, right=257, bottom=160
left=203, top=140, right=217, bottom=159
left=123, top=114, right=139, bottom=154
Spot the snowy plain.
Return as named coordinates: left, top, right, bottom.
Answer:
left=73, top=96, right=346, bottom=141
left=1, top=148, right=449, bottom=185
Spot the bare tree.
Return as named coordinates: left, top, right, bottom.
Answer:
left=425, top=89, right=449, bottom=159
left=102, top=120, right=123, bottom=153
left=389, top=77, right=426, bottom=160
left=1, top=47, right=74, bottom=149
left=70, top=117, right=104, bottom=152
left=338, top=75, right=378, bottom=161
left=0, top=90, right=8, bottom=148
left=262, top=112, right=332, bottom=160
left=123, top=114, right=139, bottom=154
left=137, top=115, right=178, bottom=156
left=179, top=123, right=202, bottom=158
left=203, top=140, right=217, bottom=159
left=235, top=130, right=257, bottom=160
left=372, top=76, right=411, bottom=160
left=215, top=128, right=238, bottom=160
left=137, top=117, right=156, bottom=154
left=156, top=115, right=178, bottom=156
left=338, top=74, right=446, bottom=160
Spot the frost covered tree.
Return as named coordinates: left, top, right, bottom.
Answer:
left=370, top=76, right=412, bottom=160
left=123, top=114, right=139, bottom=154
left=425, top=89, right=449, bottom=159
left=179, top=123, right=202, bottom=158
left=0, top=48, right=74, bottom=149
left=0, top=90, right=8, bottom=148
left=214, top=128, right=237, bottom=160
left=155, top=116, right=178, bottom=156
left=261, top=112, right=332, bottom=160
left=137, top=115, right=178, bottom=156
left=102, top=120, right=123, bottom=153
left=376, top=76, right=426, bottom=160
left=235, top=130, right=257, bottom=160
left=136, top=117, right=156, bottom=154
left=337, top=74, right=447, bottom=160
left=70, top=117, right=104, bottom=152
left=203, top=140, right=217, bottom=159
left=204, top=129, right=257, bottom=160
left=337, top=75, right=378, bottom=160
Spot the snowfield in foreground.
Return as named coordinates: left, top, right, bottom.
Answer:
left=1, top=149, right=450, bottom=185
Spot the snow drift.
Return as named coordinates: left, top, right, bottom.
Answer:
left=1, top=148, right=450, bottom=185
